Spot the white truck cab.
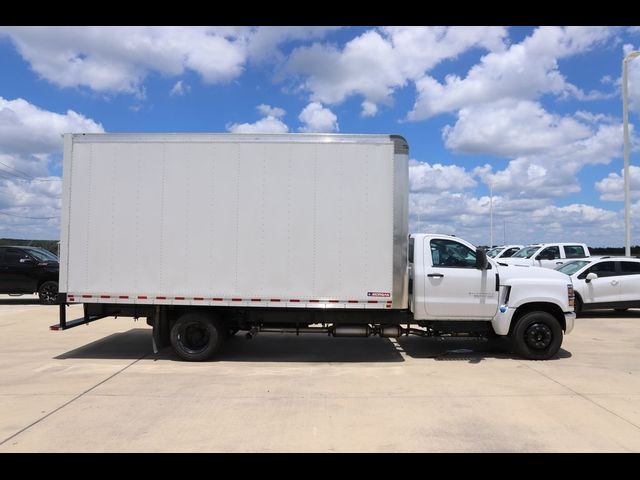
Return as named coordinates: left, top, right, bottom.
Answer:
left=500, top=243, right=590, bottom=269
left=409, top=234, right=575, bottom=359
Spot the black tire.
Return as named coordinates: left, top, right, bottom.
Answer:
left=511, top=311, right=563, bottom=360
left=38, top=281, right=58, bottom=305
left=614, top=308, right=628, bottom=312
left=170, top=312, right=224, bottom=361
left=227, top=328, right=240, bottom=338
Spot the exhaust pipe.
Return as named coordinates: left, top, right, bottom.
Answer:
left=332, top=325, right=373, bottom=337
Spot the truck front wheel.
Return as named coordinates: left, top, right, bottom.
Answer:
left=511, top=311, right=562, bottom=360
left=170, top=312, right=224, bottom=361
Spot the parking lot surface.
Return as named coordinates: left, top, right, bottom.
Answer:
left=1, top=296, right=639, bottom=452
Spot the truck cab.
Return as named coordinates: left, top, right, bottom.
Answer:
left=409, top=234, right=575, bottom=359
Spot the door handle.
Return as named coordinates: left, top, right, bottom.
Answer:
left=611, top=280, right=619, bottom=286
left=556, top=261, right=564, bottom=265
left=427, top=273, right=444, bottom=278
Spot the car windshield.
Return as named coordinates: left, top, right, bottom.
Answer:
left=24, top=248, right=58, bottom=262
left=556, top=260, right=590, bottom=275
left=512, top=246, right=540, bottom=258
left=487, top=247, right=502, bottom=258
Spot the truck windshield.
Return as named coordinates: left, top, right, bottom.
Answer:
left=556, top=260, right=590, bottom=275
left=487, top=247, right=502, bottom=258
left=511, top=246, right=540, bottom=258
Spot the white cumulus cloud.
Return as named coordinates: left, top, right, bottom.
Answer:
left=227, top=104, right=289, bottom=133
left=298, top=102, right=338, bottom=132
left=409, top=26, right=615, bottom=120
left=286, top=26, right=508, bottom=116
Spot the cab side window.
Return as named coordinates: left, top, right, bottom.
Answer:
left=430, top=239, right=476, bottom=268
left=539, top=246, right=560, bottom=260
left=502, top=247, right=520, bottom=257
left=564, top=245, right=586, bottom=258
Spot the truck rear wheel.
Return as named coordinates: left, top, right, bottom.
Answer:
left=170, top=312, right=224, bottom=361
left=511, top=311, right=562, bottom=360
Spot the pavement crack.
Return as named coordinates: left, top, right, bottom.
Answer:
left=0, top=353, right=148, bottom=446
left=522, top=362, right=640, bottom=431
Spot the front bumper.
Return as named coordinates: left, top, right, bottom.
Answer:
left=564, top=311, right=576, bottom=335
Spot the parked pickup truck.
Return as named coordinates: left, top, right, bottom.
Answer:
left=53, top=133, right=575, bottom=361
left=499, top=243, right=590, bottom=269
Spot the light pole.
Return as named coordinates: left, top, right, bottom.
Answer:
left=623, top=51, right=640, bottom=256
left=489, top=182, right=494, bottom=248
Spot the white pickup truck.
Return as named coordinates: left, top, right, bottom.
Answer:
left=53, top=133, right=576, bottom=361
left=499, top=243, right=590, bottom=269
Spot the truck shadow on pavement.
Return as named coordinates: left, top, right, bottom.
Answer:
left=577, top=309, right=640, bottom=319
left=55, top=328, right=571, bottom=363
left=0, top=298, right=42, bottom=305
left=55, top=329, right=404, bottom=363
left=396, top=337, right=572, bottom=363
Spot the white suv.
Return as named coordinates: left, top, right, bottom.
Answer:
left=486, top=245, right=524, bottom=259
left=500, top=243, right=590, bottom=269
left=556, top=256, right=640, bottom=313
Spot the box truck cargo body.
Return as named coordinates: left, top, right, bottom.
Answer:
left=59, top=133, right=408, bottom=309
left=54, top=133, right=575, bottom=361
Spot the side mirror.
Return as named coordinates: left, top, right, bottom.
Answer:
left=475, top=248, right=488, bottom=270
left=585, top=272, right=598, bottom=283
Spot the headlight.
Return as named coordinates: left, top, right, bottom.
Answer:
left=567, top=284, right=575, bottom=307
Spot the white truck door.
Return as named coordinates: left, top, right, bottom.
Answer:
left=423, top=238, right=498, bottom=318
left=579, top=261, right=621, bottom=304
left=536, top=246, right=563, bottom=269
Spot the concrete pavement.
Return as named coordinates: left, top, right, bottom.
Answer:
left=0, top=297, right=639, bottom=452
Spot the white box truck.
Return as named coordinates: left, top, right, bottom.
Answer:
left=53, top=133, right=575, bottom=361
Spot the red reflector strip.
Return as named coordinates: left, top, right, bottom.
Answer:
left=175, top=296, right=185, bottom=300
left=348, top=300, right=358, bottom=303
left=138, top=295, right=147, bottom=299
left=156, top=296, right=166, bottom=300
left=270, top=299, right=281, bottom=302
left=367, top=301, right=378, bottom=304
left=213, top=298, right=223, bottom=301
left=50, top=325, right=60, bottom=331
left=329, top=300, right=339, bottom=303
left=82, top=295, right=92, bottom=298
left=194, top=297, right=204, bottom=301
left=251, top=298, right=261, bottom=302
left=119, top=296, right=129, bottom=299
left=309, top=300, right=320, bottom=303
left=100, top=295, right=110, bottom=299
left=289, top=299, right=300, bottom=302
left=232, top=298, right=242, bottom=302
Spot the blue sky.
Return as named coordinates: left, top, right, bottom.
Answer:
left=0, top=26, right=639, bottom=246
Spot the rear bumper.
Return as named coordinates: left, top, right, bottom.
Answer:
left=564, top=311, right=576, bottom=334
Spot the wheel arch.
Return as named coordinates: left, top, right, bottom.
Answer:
left=509, top=302, right=566, bottom=335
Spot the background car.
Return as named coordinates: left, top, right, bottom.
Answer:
left=556, top=256, right=640, bottom=313
left=0, top=246, right=59, bottom=304
left=486, top=244, right=524, bottom=259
